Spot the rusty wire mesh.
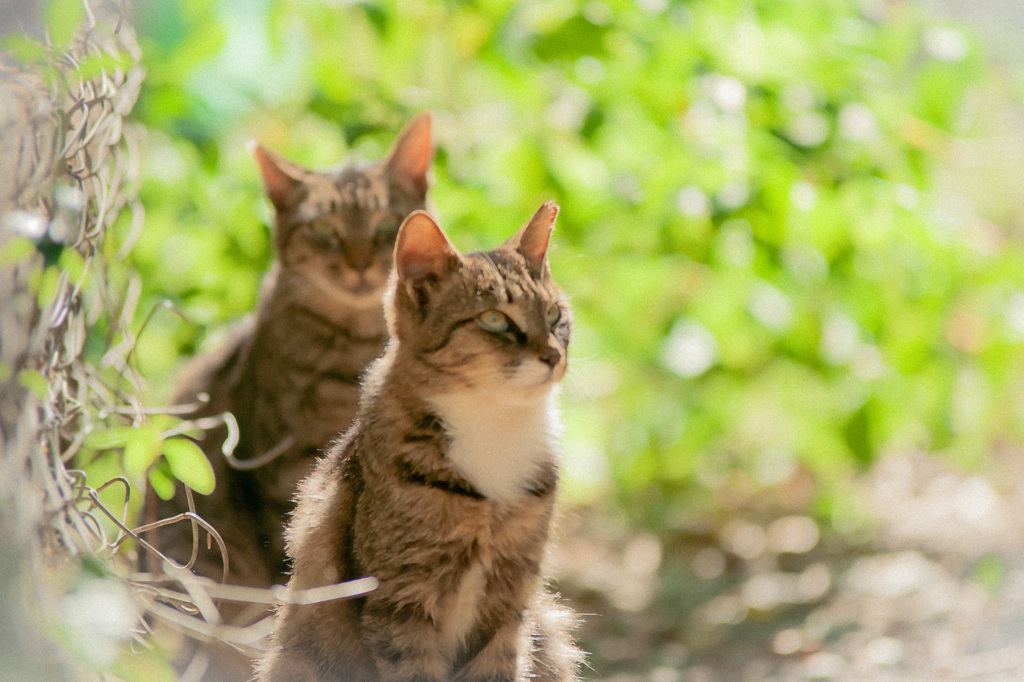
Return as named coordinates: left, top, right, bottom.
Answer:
left=0, top=0, right=147, bottom=675
left=0, top=2, right=374, bottom=678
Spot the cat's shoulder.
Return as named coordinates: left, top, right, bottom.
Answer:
left=296, top=427, right=363, bottom=497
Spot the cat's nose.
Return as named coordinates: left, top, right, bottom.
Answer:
left=345, top=241, right=374, bottom=272
left=539, top=348, right=561, bottom=369
left=348, top=255, right=373, bottom=272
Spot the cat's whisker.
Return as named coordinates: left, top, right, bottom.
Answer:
left=559, top=354, right=610, bottom=406
left=560, top=372, right=591, bottom=405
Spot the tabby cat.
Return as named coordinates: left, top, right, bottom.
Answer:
left=147, top=113, right=434, bottom=592
left=257, top=202, right=582, bottom=682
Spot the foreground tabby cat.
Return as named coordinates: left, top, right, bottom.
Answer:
left=258, top=202, right=582, bottom=681
left=147, top=113, right=434, bottom=591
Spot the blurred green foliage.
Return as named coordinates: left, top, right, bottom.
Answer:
left=124, top=0, right=1024, bottom=529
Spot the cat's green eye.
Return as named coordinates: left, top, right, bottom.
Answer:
left=373, top=215, right=402, bottom=246
left=377, top=215, right=402, bottom=234
left=477, top=310, right=510, bottom=334
left=307, top=220, right=337, bottom=242
left=546, top=304, right=561, bottom=327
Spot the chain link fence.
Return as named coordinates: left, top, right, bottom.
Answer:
left=0, top=3, right=374, bottom=678
left=1, top=0, right=146, bottom=677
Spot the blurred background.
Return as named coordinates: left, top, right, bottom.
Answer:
left=8, top=0, right=1024, bottom=679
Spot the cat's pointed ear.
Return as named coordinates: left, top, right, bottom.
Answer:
left=511, top=201, right=559, bottom=277
left=395, top=211, right=461, bottom=286
left=384, top=112, right=434, bottom=197
left=249, top=141, right=308, bottom=212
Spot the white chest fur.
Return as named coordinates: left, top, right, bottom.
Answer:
left=428, top=390, right=561, bottom=504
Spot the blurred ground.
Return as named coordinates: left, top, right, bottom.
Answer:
left=556, top=450, right=1024, bottom=681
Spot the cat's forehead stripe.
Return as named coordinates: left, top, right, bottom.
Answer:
left=294, top=174, right=390, bottom=222
left=336, top=176, right=389, bottom=210
left=463, top=250, right=554, bottom=311
left=482, top=252, right=510, bottom=303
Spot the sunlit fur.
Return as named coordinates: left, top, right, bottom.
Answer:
left=386, top=245, right=572, bottom=502
left=258, top=204, right=583, bottom=682
left=145, top=115, right=433, bottom=681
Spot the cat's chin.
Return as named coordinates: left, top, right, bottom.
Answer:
left=345, top=281, right=385, bottom=299
left=306, top=275, right=388, bottom=310
left=428, top=378, right=555, bottom=408
left=510, top=381, right=555, bottom=399
left=514, top=359, right=567, bottom=389
left=494, top=377, right=560, bottom=405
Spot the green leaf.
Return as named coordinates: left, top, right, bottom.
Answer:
left=58, top=248, right=87, bottom=287
left=162, top=438, right=215, bottom=495
left=110, top=644, right=178, bottom=682
left=84, top=426, right=136, bottom=450
left=123, top=425, right=163, bottom=476
left=17, top=369, right=48, bottom=400
left=0, top=236, right=37, bottom=265
left=1, top=34, right=48, bottom=65
left=148, top=465, right=176, bottom=502
left=36, top=265, right=62, bottom=308
left=76, top=50, right=133, bottom=81
left=973, top=554, right=1006, bottom=595
left=44, top=0, right=85, bottom=47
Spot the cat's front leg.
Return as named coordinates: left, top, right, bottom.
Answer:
left=453, top=621, right=529, bottom=682
left=256, top=643, right=330, bottom=682
left=361, top=601, right=454, bottom=682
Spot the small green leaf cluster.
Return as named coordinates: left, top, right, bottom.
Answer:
left=83, top=417, right=214, bottom=497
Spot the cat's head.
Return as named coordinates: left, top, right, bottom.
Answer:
left=386, top=202, right=571, bottom=400
left=251, top=113, right=433, bottom=305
